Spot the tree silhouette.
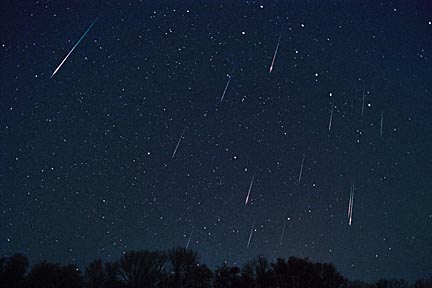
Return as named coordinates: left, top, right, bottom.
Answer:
left=25, top=261, right=82, bottom=288
left=117, top=250, right=167, bottom=288
left=214, top=263, right=241, bottom=288
left=375, top=279, right=409, bottom=288
left=239, top=259, right=256, bottom=288
left=167, top=247, right=201, bottom=288
left=343, top=280, right=375, bottom=288
left=0, top=253, right=28, bottom=288
left=287, top=256, right=321, bottom=288
left=254, top=255, right=274, bottom=288
left=104, top=262, right=123, bottom=288
left=187, top=263, right=213, bottom=288
left=272, top=257, right=292, bottom=288
left=412, top=278, right=432, bottom=288
left=84, top=259, right=106, bottom=288
left=315, top=262, right=345, bottom=288
left=0, top=248, right=429, bottom=288
left=239, top=256, right=275, bottom=287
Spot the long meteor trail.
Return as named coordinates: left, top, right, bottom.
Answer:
left=247, top=221, right=255, bottom=248
left=220, top=65, right=235, bottom=102
left=50, top=18, right=98, bottom=79
left=269, top=33, right=282, bottom=74
left=348, top=185, right=355, bottom=226
left=361, top=88, right=366, bottom=116
left=244, top=173, right=255, bottom=205
left=172, top=127, right=186, bottom=158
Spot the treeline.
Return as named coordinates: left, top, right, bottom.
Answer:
left=1, top=247, right=431, bottom=288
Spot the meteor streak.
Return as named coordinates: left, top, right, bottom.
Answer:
left=348, top=185, right=355, bottom=226
left=247, top=221, right=255, bottom=248
left=220, top=65, right=235, bottom=102
left=269, top=33, right=282, bottom=74
left=279, top=223, right=286, bottom=245
left=380, top=111, right=384, bottom=136
left=172, top=127, right=186, bottom=158
left=361, top=88, right=366, bottom=116
left=185, top=226, right=194, bottom=249
left=50, top=18, right=98, bottom=79
left=298, top=154, right=305, bottom=184
left=244, top=173, right=255, bottom=205
left=328, top=104, right=334, bottom=131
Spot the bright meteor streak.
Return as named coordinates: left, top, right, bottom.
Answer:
left=269, top=33, right=282, bottom=74
left=244, top=173, right=255, bottom=205
left=51, top=18, right=98, bottom=79
left=348, top=184, right=355, bottom=226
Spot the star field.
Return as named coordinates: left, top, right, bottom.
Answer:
left=1, top=0, right=432, bottom=282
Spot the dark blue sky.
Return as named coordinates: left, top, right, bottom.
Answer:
left=1, top=0, right=432, bottom=282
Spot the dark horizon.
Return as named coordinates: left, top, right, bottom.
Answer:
left=2, top=248, right=432, bottom=288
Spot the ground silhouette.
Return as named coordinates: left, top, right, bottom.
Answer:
left=0, top=248, right=431, bottom=288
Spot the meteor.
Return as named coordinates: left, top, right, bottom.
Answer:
left=279, top=223, right=286, bottom=245
left=328, top=104, right=334, bottom=131
left=185, top=226, right=194, bottom=249
left=220, top=65, right=235, bottom=102
left=361, top=88, right=366, bottom=116
left=244, top=173, right=255, bottom=205
left=172, top=127, right=186, bottom=158
left=269, top=33, right=282, bottom=74
left=298, top=154, right=305, bottom=184
left=51, top=18, right=98, bottom=79
left=380, top=111, right=384, bottom=136
left=247, top=221, right=255, bottom=248
left=348, top=185, right=355, bottom=226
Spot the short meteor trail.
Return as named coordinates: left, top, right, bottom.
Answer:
left=380, top=111, right=384, bottom=136
left=269, top=33, right=282, bottom=74
left=247, top=221, right=255, bottom=248
left=244, top=173, right=255, bottom=205
left=185, top=226, right=194, bottom=249
left=361, top=88, right=366, bottom=116
left=51, top=18, right=98, bottom=79
left=172, top=127, right=186, bottom=158
left=279, top=223, right=286, bottom=245
left=328, top=104, right=334, bottom=131
left=297, top=154, right=305, bottom=184
left=348, top=185, right=355, bottom=226
left=220, top=65, right=235, bottom=102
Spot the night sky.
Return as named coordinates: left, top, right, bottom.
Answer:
left=1, top=0, right=432, bottom=283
